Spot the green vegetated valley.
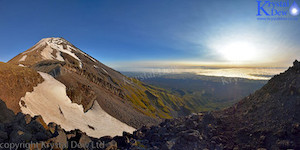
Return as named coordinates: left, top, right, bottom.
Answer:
left=120, top=77, right=190, bottom=119
left=123, top=72, right=267, bottom=114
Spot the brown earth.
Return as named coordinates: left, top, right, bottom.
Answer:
left=0, top=62, right=44, bottom=113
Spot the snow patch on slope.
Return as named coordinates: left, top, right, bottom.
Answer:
left=21, top=37, right=100, bottom=69
left=31, top=38, right=82, bottom=68
left=46, top=39, right=83, bottom=68
left=19, top=55, right=27, bottom=62
left=102, top=68, right=108, bottom=74
left=41, top=46, right=54, bottom=60
left=19, top=72, right=135, bottom=138
left=40, top=45, right=65, bottom=61
left=68, top=45, right=97, bottom=63
left=18, top=64, right=26, bottom=67
left=55, top=50, right=64, bottom=61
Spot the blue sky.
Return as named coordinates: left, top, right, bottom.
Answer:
left=0, top=0, right=299, bottom=69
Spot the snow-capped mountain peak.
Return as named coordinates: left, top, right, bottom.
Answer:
left=12, top=37, right=98, bottom=69
left=7, top=37, right=180, bottom=138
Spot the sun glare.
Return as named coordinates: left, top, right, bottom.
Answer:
left=219, top=41, right=257, bottom=62
left=292, top=8, right=298, bottom=14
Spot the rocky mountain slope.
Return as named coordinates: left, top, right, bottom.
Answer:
left=110, top=60, right=300, bottom=149
left=0, top=62, right=44, bottom=113
left=0, top=98, right=122, bottom=150
left=8, top=38, right=189, bottom=120
left=0, top=61, right=134, bottom=138
left=2, top=37, right=191, bottom=138
left=0, top=99, right=14, bottom=123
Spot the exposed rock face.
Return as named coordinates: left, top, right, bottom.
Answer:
left=0, top=62, right=44, bottom=113
left=19, top=72, right=135, bottom=138
left=7, top=37, right=190, bottom=129
left=0, top=99, right=110, bottom=150
left=217, top=59, right=300, bottom=149
left=0, top=99, right=50, bottom=143
left=108, top=61, right=300, bottom=150
left=8, top=38, right=126, bottom=110
left=0, top=99, right=14, bottom=123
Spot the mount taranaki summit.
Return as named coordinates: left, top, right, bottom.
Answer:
left=1, top=37, right=189, bottom=138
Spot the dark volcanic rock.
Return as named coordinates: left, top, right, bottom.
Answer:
left=111, top=61, right=300, bottom=150
left=0, top=98, right=15, bottom=123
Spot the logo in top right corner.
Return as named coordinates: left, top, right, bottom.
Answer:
left=289, top=1, right=300, bottom=16
left=256, top=0, right=300, bottom=21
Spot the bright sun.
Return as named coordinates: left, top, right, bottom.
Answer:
left=219, top=41, right=257, bottom=62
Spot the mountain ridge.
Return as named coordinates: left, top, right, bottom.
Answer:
left=8, top=37, right=189, bottom=118
left=4, top=37, right=194, bottom=137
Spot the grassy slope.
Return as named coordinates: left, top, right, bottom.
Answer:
left=121, top=77, right=190, bottom=119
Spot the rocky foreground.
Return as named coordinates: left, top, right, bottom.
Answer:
left=0, top=98, right=132, bottom=150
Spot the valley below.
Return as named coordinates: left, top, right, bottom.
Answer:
left=124, top=72, right=267, bottom=112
